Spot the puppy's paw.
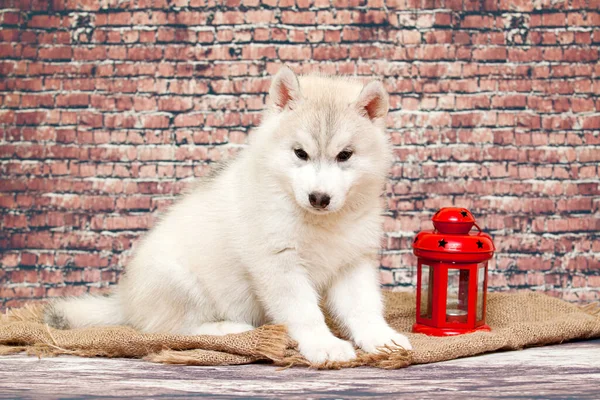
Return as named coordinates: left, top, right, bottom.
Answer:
left=298, top=335, right=356, bottom=365
left=354, top=325, right=413, bottom=353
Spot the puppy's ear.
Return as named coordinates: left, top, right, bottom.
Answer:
left=353, top=80, right=389, bottom=121
left=269, top=66, right=302, bottom=111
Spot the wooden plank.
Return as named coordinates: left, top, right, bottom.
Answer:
left=0, top=340, right=599, bottom=399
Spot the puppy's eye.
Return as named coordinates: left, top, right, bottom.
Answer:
left=336, top=150, right=353, bottom=162
left=294, top=148, right=309, bottom=161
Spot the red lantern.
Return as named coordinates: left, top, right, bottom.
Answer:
left=412, top=207, right=495, bottom=336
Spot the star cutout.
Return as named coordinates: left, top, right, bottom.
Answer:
left=438, top=239, right=447, bottom=248
left=476, top=240, right=484, bottom=249
left=460, top=211, right=468, bottom=218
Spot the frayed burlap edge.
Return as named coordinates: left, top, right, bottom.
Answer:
left=145, top=349, right=259, bottom=366
left=274, top=343, right=412, bottom=370
left=2, top=303, right=45, bottom=323
left=145, top=324, right=290, bottom=366
left=581, top=302, right=600, bottom=317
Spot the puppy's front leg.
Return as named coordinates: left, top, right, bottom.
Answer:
left=251, top=251, right=356, bottom=364
left=327, top=259, right=412, bottom=353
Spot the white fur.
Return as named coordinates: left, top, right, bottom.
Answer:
left=47, top=67, right=412, bottom=364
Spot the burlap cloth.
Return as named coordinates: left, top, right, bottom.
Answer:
left=2, top=292, right=599, bottom=369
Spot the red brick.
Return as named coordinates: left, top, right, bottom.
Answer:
left=563, top=48, right=598, bottom=62
left=580, top=116, right=600, bottom=130
left=158, top=97, right=193, bottom=112
left=56, top=93, right=90, bottom=107
left=473, top=47, right=507, bottom=61
left=173, top=113, right=205, bottom=127
left=96, top=12, right=132, bottom=26
left=461, top=15, right=493, bottom=28
left=28, top=15, right=61, bottom=28
left=245, top=10, right=276, bottom=24
left=38, top=46, right=73, bottom=60
left=281, top=11, right=316, bottom=25
left=313, top=45, right=349, bottom=60
left=15, top=111, right=47, bottom=125
left=127, top=47, right=163, bottom=61
left=278, top=46, right=312, bottom=61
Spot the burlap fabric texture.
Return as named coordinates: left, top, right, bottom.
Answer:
left=2, top=291, right=599, bottom=369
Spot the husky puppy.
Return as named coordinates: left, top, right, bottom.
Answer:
left=45, top=67, right=412, bottom=364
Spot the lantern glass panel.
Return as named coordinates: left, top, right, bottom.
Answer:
left=446, top=268, right=469, bottom=323
left=477, top=263, right=486, bottom=321
left=420, top=264, right=433, bottom=319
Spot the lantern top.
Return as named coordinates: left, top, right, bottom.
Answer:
left=413, top=207, right=495, bottom=263
left=432, top=207, right=475, bottom=234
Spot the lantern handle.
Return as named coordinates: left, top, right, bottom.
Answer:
left=473, top=223, right=483, bottom=233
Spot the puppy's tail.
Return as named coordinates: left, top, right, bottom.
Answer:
left=43, top=293, right=124, bottom=330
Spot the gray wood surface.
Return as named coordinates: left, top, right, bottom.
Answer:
left=1, top=340, right=599, bottom=399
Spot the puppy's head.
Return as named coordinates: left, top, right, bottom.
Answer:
left=257, top=66, right=392, bottom=215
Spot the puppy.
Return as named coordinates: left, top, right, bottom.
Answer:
left=45, top=67, right=412, bottom=364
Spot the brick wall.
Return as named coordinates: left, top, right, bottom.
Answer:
left=1, top=0, right=599, bottom=309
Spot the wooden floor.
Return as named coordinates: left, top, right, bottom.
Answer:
left=1, top=340, right=599, bottom=399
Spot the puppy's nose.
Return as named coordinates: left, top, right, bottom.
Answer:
left=308, top=192, right=331, bottom=209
